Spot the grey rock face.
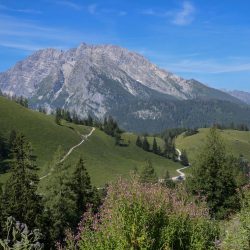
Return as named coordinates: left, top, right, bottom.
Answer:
left=224, top=90, right=250, bottom=105
left=0, top=43, right=244, bottom=132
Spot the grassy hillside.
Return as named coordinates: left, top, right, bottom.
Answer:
left=0, top=96, right=181, bottom=186
left=176, top=128, right=250, bottom=163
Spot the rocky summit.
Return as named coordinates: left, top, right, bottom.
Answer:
left=0, top=43, right=249, bottom=132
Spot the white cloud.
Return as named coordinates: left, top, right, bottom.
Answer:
left=0, top=14, right=114, bottom=51
left=172, top=1, right=195, bottom=26
left=0, top=4, right=42, bottom=14
left=55, top=1, right=82, bottom=10
left=141, top=1, right=195, bottom=26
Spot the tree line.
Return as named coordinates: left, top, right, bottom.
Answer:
left=135, top=135, right=189, bottom=166
left=1, top=91, right=28, bottom=108
left=54, top=108, right=124, bottom=145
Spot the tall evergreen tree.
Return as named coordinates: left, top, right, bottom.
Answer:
left=55, top=108, right=62, bottom=125
left=152, top=137, right=158, bottom=154
left=135, top=136, right=142, bottom=148
left=114, top=132, right=121, bottom=146
left=164, top=137, right=177, bottom=161
left=187, top=128, right=240, bottom=219
left=180, top=150, right=189, bottom=166
left=2, top=133, right=43, bottom=229
left=142, top=137, right=150, bottom=152
left=8, top=129, right=17, bottom=149
left=44, top=149, right=76, bottom=242
left=70, top=158, right=94, bottom=222
left=140, top=160, right=158, bottom=184
left=0, top=184, right=3, bottom=238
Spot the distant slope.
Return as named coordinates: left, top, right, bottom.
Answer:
left=0, top=96, right=180, bottom=186
left=0, top=43, right=244, bottom=133
left=224, top=89, right=250, bottom=105
left=176, top=128, right=250, bottom=162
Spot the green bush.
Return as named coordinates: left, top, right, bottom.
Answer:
left=221, top=187, right=250, bottom=250
left=61, top=176, right=219, bottom=250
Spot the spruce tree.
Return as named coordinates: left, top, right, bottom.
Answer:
left=142, top=137, right=150, bottom=152
left=180, top=150, right=189, bottom=166
left=44, top=149, right=76, bottom=241
left=2, top=133, right=43, bottom=229
left=9, top=129, right=17, bottom=149
left=115, top=132, right=121, bottom=146
left=136, top=136, right=142, bottom=147
left=55, top=108, right=62, bottom=125
left=70, top=158, right=93, bottom=222
left=140, top=160, right=158, bottom=183
left=0, top=184, right=3, bottom=238
left=152, top=137, right=158, bottom=154
left=46, top=162, right=76, bottom=241
left=187, top=128, right=240, bottom=219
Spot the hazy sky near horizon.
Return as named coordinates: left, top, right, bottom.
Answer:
left=0, top=0, right=250, bottom=91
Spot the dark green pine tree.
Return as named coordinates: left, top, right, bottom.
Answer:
left=55, top=108, right=62, bottom=125
left=2, top=133, right=43, bottom=229
left=8, top=129, right=17, bottom=149
left=86, top=114, right=93, bottom=126
left=0, top=134, right=8, bottom=161
left=0, top=184, right=3, bottom=238
left=44, top=149, right=76, bottom=242
left=50, top=176, right=76, bottom=242
left=152, top=137, right=158, bottom=154
left=140, top=160, right=158, bottom=184
left=142, top=137, right=150, bottom=152
left=135, top=136, right=142, bottom=148
left=163, top=137, right=172, bottom=159
left=180, top=150, right=189, bottom=166
left=163, top=170, right=175, bottom=189
left=70, top=158, right=95, bottom=222
left=186, top=128, right=240, bottom=219
left=115, top=132, right=121, bottom=146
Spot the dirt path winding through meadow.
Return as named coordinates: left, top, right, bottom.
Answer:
left=39, top=127, right=95, bottom=180
left=172, top=148, right=190, bottom=181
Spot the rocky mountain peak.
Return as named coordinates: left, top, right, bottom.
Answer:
left=0, top=43, right=243, bottom=132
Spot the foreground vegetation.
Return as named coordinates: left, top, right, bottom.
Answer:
left=0, top=126, right=250, bottom=249
left=1, top=95, right=250, bottom=249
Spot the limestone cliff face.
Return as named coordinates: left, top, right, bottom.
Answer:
left=0, top=43, right=242, bottom=132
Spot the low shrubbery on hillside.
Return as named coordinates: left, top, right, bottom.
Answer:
left=60, top=177, right=219, bottom=250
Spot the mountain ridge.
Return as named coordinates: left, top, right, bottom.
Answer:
left=0, top=43, right=248, bottom=132
left=223, top=89, right=250, bottom=105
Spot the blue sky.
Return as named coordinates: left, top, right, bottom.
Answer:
left=1, top=0, right=250, bottom=91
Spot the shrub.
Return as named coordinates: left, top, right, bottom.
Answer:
left=61, top=176, right=219, bottom=250
left=0, top=216, right=43, bottom=249
left=221, top=186, right=250, bottom=250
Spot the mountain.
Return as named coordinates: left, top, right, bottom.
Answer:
left=0, top=43, right=249, bottom=132
left=224, top=90, right=250, bottom=105
left=0, top=96, right=180, bottom=186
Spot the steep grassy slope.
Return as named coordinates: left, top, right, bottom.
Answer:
left=0, top=96, right=181, bottom=186
left=0, top=96, right=88, bottom=167
left=176, top=128, right=250, bottom=163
